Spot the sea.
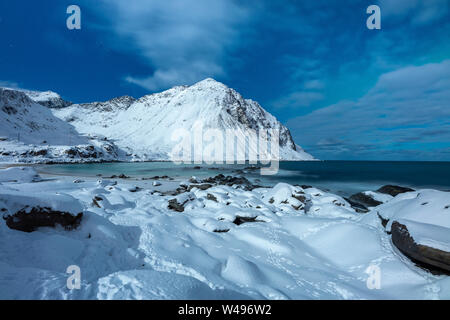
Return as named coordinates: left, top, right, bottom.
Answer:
left=35, top=161, right=450, bottom=197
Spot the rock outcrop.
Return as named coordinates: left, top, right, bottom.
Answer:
left=391, top=221, right=450, bottom=275
left=3, top=206, right=83, bottom=232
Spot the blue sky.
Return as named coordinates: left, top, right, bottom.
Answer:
left=0, top=0, right=449, bottom=160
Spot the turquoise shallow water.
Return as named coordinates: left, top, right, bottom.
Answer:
left=36, top=161, right=450, bottom=197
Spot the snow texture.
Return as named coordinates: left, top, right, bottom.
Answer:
left=0, top=168, right=449, bottom=300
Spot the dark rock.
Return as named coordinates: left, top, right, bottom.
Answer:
left=206, top=193, right=218, bottom=202
left=110, top=174, right=129, bottom=179
left=65, top=148, right=79, bottom=157
left=213, top=228, right=230, bottom=233
left=391, top=221, right=450, bottom=275
left=343, top=197, right=369, bottom=213
left=348, top=192, right=383, bottom=208
left=162, top=187, right=188, bottom=196
left=168, top=198, right=189, bottom=212
left=377, top=212, right=389, bottom=229
left=92, top=198, right=101, bottom=208
left=292, top=194, right=306, bottom=203
left=129, top=186, right=142, bottom=193
left=202, top=174, right=259, bottom=191
left=187, top=184, right=212, bottom=191
left=233, top=216, right=264, bottom=226
left=377, top=185, right=414, bottom=197
left=332, top=200, right=344, bottom=207
left=3, top=207, right=82, bottom=232
left=2, top=105, right=17, bottom=115
left=29, top=149, right=48, bottom=157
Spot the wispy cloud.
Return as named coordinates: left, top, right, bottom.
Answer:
left=273, top=91, right=324, bottom=109
left=378, top=0, right=449, bottom=25
left=89, top=0, right=252, bottom=91
left=287, top=60, right=450, bottom=160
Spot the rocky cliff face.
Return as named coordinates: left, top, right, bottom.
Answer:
left=22, top=90, right=72, bottom=109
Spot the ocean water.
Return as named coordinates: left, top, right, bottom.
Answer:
left=36, top=161, right=450, bottom=197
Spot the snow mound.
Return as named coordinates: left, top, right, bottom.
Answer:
left=97, top=269, right=250, bottom=300
left=0, top=167, right=41, bottom=183
left=378, top=189, right=450, bottom=249
left=0, top=187, right=83, bottom=217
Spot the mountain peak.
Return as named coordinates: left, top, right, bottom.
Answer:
left=192, top=78, right=228, bottom=89
left=17, top=88, right=72, bottom=109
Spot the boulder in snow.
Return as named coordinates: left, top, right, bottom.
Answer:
left=391, top=221, right=450, bottom=275
left=0, top=190, right=84, bottom=232
left=4, top=207, right=83, bottom=233
left=377, top=185, right=414, bottom=197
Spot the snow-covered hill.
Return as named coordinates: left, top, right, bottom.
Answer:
left=0, top=88, right=83, bottom=146
left=0, top=88, right=123, bottom=163
left=54, top=78, right=314, bottom=161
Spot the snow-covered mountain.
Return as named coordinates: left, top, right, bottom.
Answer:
left=0, top=79, right=314, bottom=163
left=0, top=88, right=122, bottom=162
left=0, top=88, right=82, bottom=145
left=54, top=78, right=314, bottom=161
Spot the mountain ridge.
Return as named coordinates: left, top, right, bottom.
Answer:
left=0, top=78, right=315, bottom=162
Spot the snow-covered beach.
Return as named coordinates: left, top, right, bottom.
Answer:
left=1, top=165, right=449, bottom=299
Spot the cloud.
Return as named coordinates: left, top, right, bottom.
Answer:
left=287, top=60, right=450, bottom=160
left=272, top=56, right=327, bottom=109
left=90, top=0, right=252, bottom=91
left=273, top=91, right=324, bottom=109
left=303, top=80, right=325, bottom=90
left=378, top=0, right=449, bottom=25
